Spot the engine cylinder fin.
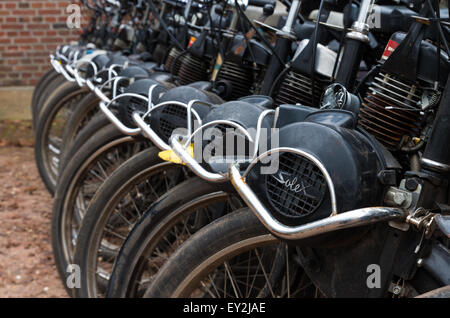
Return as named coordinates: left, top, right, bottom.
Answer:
left=274, top=70, right=327, bottom=107
left=164, top=47, right=184, bottom=75
left=178, top=53, right=210, bottom=85
left=359, top=72, right=423, bottom=149
left=374, top=75, right=421, bottom=99
left=362, top=94, right=418, bottom=128
left=216, top=60, right=256, bottom=100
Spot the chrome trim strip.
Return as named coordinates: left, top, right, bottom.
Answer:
left=170, top=136, right=228, bottom=182
left=99, top=101, right=141, bottom=135
left=133, top=113, right=170, bottom=150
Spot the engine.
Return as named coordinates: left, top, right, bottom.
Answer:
left=214, top=37, right=270, bottom=101
left=215, top=60, right=258, bottom=100
left=164, top=47, right=184, bottom=76
left=275, top=69, right=329, bottom=106
left=359, top=72, right=426, bottom=149
left=273, top=40, right=335, bottom=107
left=177, top=53, right=211, bottom=85
left=358, top=32, right=450, bottom=151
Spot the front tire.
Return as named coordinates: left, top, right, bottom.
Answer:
left=51, top=123, right=150, bottom=295
left=144, top=209, right=322, bottom=298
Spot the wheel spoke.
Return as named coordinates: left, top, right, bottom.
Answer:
left=254, top=248, right=276, bottom=298
left=224, top=261, right=242, bottom=298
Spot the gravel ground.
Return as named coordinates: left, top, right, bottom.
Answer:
left=0, top=131, right=68, bottom=297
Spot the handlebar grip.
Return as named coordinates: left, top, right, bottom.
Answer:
left=248, top=0, right=275, bottom=8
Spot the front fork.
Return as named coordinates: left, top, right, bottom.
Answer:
left=335, top=0, right=375, bottom=89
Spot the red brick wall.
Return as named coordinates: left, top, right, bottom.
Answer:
left=0, top=0, right=88, bottom=86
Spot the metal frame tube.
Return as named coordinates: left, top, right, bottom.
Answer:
left=230, top=164, right=405, bottom=240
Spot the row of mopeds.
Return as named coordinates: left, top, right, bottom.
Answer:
left=32, top=0, right=450, bottom=298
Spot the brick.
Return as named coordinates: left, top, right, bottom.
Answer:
left=2, top=79, right=22, bottom=86
left=31, top=3, right=44, bottom=9
left=27, top=24, right=49, bottom=30
left=15, top=65, right=39, bottom=71
left=5, top=58, right=19, bottom=64
left=14, top=38, right=38, bottom=44
left=2, top=24, right=24, bottom=30
left=45, top=16, right=56, bottom=23
left=53, top=23, right=67, bottom=29
left=0, top=66, right=13, bottom=72
left=32, top=44, right=45, bottom=50
left=38, top=9, right=61, bottom=16
left=58, top=2, right=70, bottom=9
left=19, top=46, right=32, bottom=52
left=45, top=3, right=58, bottom=9
left=45, top=37, right=64, bottom=43
left=18, top=17, right=31, bottom=23
left=2, top=51, right=24, bottom=57
left=7, top=45, right=19, bottom=51
left=18, top=3, right=30, bottom=9
left=12, top=10, right=35, bottom=16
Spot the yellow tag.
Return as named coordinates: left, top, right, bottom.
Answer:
left=158, top=144, right=194, bottom=165
left=211, top=53, right=223, bottom=82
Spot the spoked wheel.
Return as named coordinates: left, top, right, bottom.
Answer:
left=58, top=113, right=112, bottom=175
left=51, top=124, right=151, bottom=295
left=34, top=82, right=89, bottom=194
left=31, top=69, right=65, bottom=129
left=61, top=92, right=103, bottom=155
left=106, top=178, right=245, bottom=298
left=73, top=147, right=191, bottom=298
left=143, top=209, right=325, bottom=298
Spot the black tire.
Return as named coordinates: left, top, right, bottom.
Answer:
left=31, top=68, right=56, bottom=125
left=32, top=72, right=66, bottom=129
left=51, top=123, right=151, bottom=296
left=58, top=113, right=111, bottom=176
left=60, top=92, right=101, bottom=155
left=106, top=178, right=243, bottom=298
left=34, top=81, right=89, bottom=194
left=145, top=210, right=320, bottom=298
left=142, top=209, right=277, bottom=298
left=73, top=147, right=191, bottom=297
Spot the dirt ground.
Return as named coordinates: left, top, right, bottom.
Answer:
left=0, top=119, right=68, bottom=297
